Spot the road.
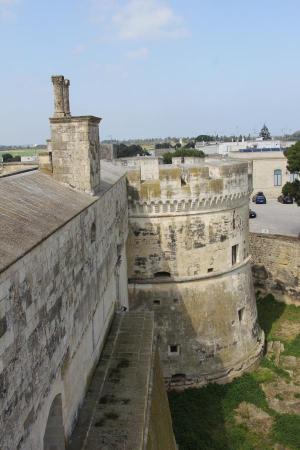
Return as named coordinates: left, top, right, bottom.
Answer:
left=249, top=199, right=300, bottom=237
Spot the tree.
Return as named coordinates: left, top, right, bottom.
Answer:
left=2, top=153, right=21, bottom=162
left=163, top=148, right=205, bottom=164
left=259, top=124, right=271, bottom=140
left=155, top=142, right=171, bottom=149
left=184, top=141, right=195, bottom=149
left=195, top=135, right=214, bottom=142
left=115, top=144, right=149, bottom=158
left=284, top=141, right=300, bottom=173
left=283, top=142, right=300, bottom=205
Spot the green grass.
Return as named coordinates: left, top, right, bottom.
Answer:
left=257, top=294, right=300, bottom=343
left=168, top=373, right=272, bottom=450
left=256, top=294, right=286, bottom=341
left=273, top=414, right=300, bottom=448
left=0, top=148, right=42, bottom=158
left=251, top=366, right=276, bottom=383
left=257, top=293, right=300, bottom=357
left=168, top=294, right=300, bottom=449
left=260, top=357, right=291, bottom=381
left=283, top=334, right=300, bottom=357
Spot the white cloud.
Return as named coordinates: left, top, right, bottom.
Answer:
left=126, top=47, right=149, bottom=60
left=92, top=0, right=188, bottom=40
left=0, top=0, right=18, bottom=21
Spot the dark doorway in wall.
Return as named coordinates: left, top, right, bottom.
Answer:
left=154, top=271, right=171, bottom=279
left=43, top=394, right=65, bottom=450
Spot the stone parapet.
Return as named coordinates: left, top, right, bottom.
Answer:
left=129, top=191, right=250, bottom=217
left=126, top=159, right=250, bottom=207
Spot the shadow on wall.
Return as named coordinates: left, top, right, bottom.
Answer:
left=44, top=394, right=65, bottom=450
left=127, top=215, right=266, bottom=448
left=166, top=293, right=287, bottom=450
left=129, top=271, right=231, bottom=450
left=255, top=293, right=286, bottom=343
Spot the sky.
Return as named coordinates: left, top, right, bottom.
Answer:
left=1, top=0, right=300, bottom=144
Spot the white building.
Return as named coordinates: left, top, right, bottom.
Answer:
left=196, top=140, right=296, bottom=156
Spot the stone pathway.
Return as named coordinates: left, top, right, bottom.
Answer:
left=67, top=312, right=154, bottom=450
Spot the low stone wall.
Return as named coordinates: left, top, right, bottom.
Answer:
left=147, top=348, right=177, bottom=450
left=0, top=162, right=37, bottom=177
left=250, top=233, right=300, bottom=304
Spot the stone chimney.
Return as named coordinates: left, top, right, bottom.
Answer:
left=49, top=75, right=101, bottom=194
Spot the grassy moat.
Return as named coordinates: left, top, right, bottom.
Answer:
left=168, top=295, right=300, bottom=450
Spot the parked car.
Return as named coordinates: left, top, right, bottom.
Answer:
left=249, top=210, right=257, bottom=218
left=277, top=195, right=293, bottom=204
left=252, top=191, right=266, bottom=204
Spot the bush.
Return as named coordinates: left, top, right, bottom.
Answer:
left=115, top=144, right=149, bottom=158
left=1, top=153, right=21, bottom=162
left=282, top=180, right=300, bottom=205
left=163, top=148, right=205, bottom=164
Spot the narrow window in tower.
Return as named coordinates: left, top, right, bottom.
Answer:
left=233, top=211, right=236, bottom=230
left=238, top=307, right=245, bottom=322
left=91, top=222, right=96, bottom=243
left=168, top=344, right=180, bottom=355
left=232, top=244, right=238, bottom=265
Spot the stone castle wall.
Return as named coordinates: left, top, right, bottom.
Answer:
left=127, top=160, right=264, bottom=387
left=0, top=176, right=128, bottom=450
left=250, top=233, right=300, bottom=304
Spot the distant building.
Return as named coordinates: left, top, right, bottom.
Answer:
left=21, top=155, right=38, bottom=162
left=196, top=140, right=296, bottom=156
left=229, top=148, right=299, bottom=198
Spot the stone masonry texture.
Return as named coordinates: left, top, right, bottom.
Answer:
left=0, top=173, right=128, bottom=450
left=250, top=232, right=300, bottom=304
left=126, top=159, right=264, bottom=387
left=68, top=312, right=176, bottom=450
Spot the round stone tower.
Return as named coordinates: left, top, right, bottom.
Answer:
left=126, top=157, right=264, bottom=388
